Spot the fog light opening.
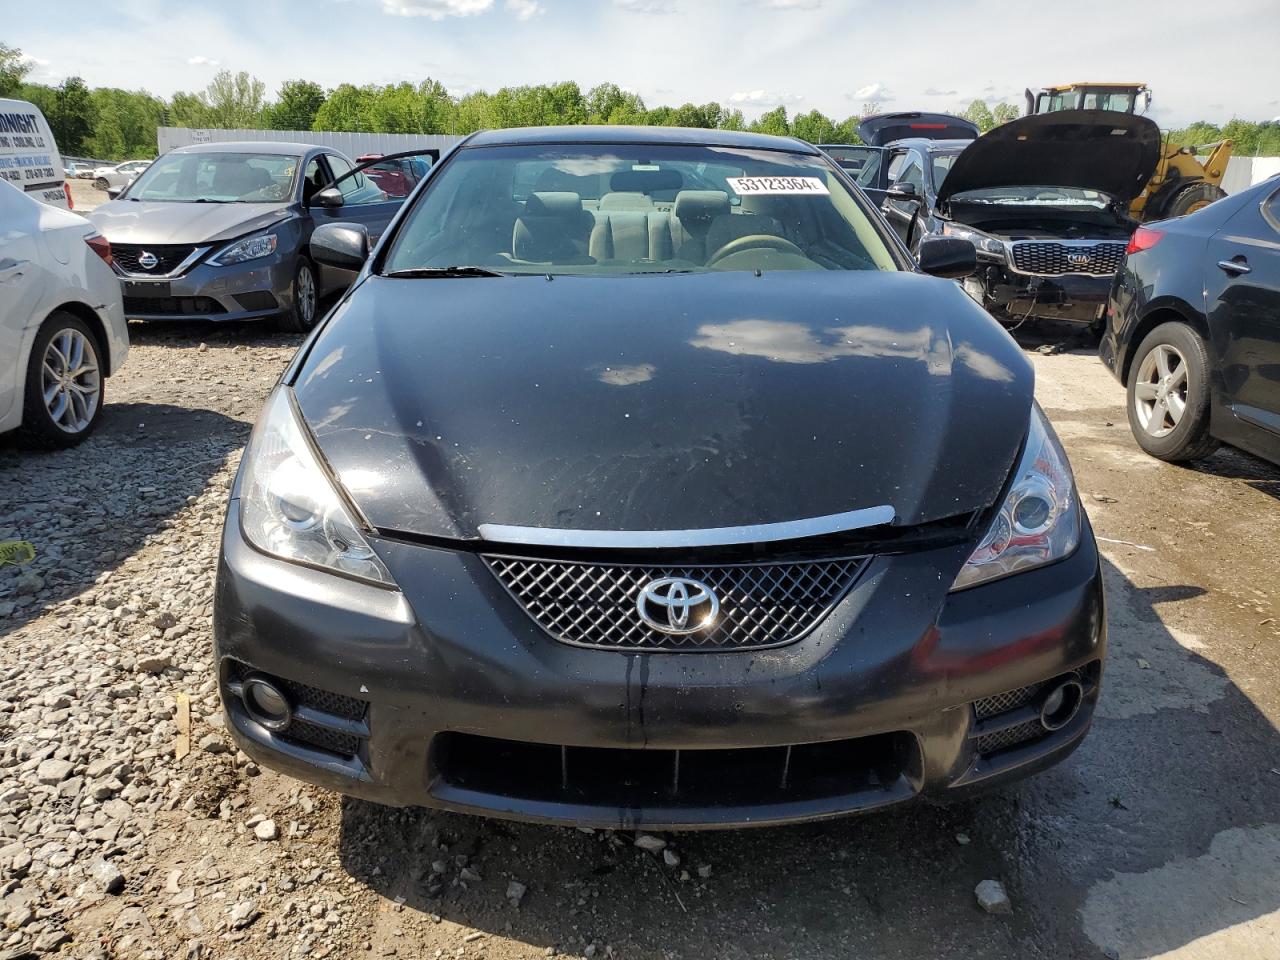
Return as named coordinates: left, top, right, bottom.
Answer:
left=243, top=677, right=293, bottom=732
left=1039, top=679, right=1083, bottom=732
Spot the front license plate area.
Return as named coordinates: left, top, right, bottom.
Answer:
left=123, top=279, right=171, bottom=298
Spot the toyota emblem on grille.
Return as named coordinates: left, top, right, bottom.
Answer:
left=636, top=577, right=719, bottom=635
left=137, top=250, right=159, bottom=270
left=1066, top=252, right=1091, bottom=267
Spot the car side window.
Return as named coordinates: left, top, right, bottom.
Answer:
left=326, top=154, right=383, bottom=205
left=898, top=159, right=924, bottom=193
left=1264, top=189, right=1280, bottom=235
left=886, top=151, right=908, bottom=185
left=300, top=158, right=324, bottom=205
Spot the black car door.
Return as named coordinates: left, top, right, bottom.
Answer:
left=881, top=149, right=926, bottom=246
left=1205, top=182, right=1280, bottom=448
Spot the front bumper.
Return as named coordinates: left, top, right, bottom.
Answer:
left=213, top=505, right=1106, bottom=829
left=119, top=252, right=294, bottom=322
left=972, top=264, right=1111, bottom=324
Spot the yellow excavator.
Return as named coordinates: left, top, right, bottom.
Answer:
left=1025, top=82, right=1233, bottom=221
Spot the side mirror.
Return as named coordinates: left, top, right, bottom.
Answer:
left=312, top=186, right=344, bottom=209
left=311, top=223, right=369, bottom=272
left=886, top=181, right=919, bottom=201
left=106, top=186, right=123, bottom=200
left=917, top=236, right=977, bottom=279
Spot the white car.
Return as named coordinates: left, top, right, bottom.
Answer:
left=0, top=180, right=129, bottom=446
left=93, top=159, right=151, bottom=191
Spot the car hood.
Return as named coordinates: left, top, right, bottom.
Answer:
left=935, top=110, right=1162, bottom=207
left=86, top=200, right=294, bottom=245
left=292, top=270, right=1034, bottom=542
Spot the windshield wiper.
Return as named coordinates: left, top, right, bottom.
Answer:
left=382, top=266, right=506, bottom=279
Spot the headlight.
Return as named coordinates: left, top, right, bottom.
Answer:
left=209, top=233, right=278, bottom=266
left=951, top=405, right=1081, bottom=591
left=239, top=388, right=395, bottom=587
left=941, top=222, right=1006, bottom=259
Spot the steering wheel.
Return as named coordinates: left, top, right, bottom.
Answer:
left=705, top=234, right=805, bottom=268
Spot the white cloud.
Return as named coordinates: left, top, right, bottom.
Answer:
left=924, top=86, right=957, bottom=97
left=505, top=0, right=543, bottom=18
left=187, top=55, right=220, bottom=66
left=380, top=0, right=494, bottom=17
left=613, top=0, right=677, bottom=10
left=751, top=0, right=823, bottom=7
left=19, top=54, right=50, bottom=67
left=850, top=82, right=891, bottom=103
left=729, top=89, right=804, bottom=108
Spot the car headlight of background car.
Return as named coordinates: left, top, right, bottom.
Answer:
left=952, top=405, right=1081, bottom=591
left=941, top=222, right=1006, bottom=260
left=209, top=232, right=278, bottom=266
left=239, top=388, right=395, bottom=587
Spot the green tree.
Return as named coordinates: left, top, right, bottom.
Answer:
left=203, top=70, right=267, bottom=128
left=312, top=83, right=376, bottom=132
left=963, top=99, right=995, bottom=133
left=718, top=108, right=747, bottom=131
left=87, top=88, right=166, bottom=159
left=749, top=106, right=790, bottom=137
left=586, top=83, right=646, bottom=124
left=791, top=109, right=840, bottom=144
left=991, top=102, right=1020, bottom=126
left=266, top=79, right=326, bottom=131
left=0, top=43, right=30, bottom=98
left=168, top=91, right=212, bottom=128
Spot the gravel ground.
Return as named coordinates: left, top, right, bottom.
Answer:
left=1, top=317, right=1278, bottom=959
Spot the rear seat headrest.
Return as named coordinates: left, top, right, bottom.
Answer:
left=525, top=191, right=583, bottom=218
left=674, top=190, right=731, bottom=223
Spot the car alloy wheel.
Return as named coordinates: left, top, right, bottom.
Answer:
left=297, top=262, right=317, bottom=326
left=41, top=327, right=101, bottom=434
left=1132, top=342, right=1187, bottom=438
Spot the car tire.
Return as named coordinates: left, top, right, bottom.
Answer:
left=94, top=177, right=108, bottom=191
left=17, top=312, right=106, bottom=448
left=1125, top=321, right=1219, bottom=462
left=278, top=257, right=319, bottom=333
left=1163, top=181, right=1227, bottom=219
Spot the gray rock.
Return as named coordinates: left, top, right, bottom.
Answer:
left=696, top=864, right=713, bottom=879
left=197, top=733, right=227, bottom=754
left=35, top=758, right=74, bottom=785
left=253, top=819, right=278, bottom=841
left=229, top=899, right=259, bottom=929
left=136, top=652, right=172, bottom=674
left=506, top=880, right=527, bottom=906
left=90, top=857, right=125, bottom=894
left=662, top=849, right=680, bottom=868
left=633, top=834, right=667, bottom=853
left=975, top=879, right=1012, bottom=915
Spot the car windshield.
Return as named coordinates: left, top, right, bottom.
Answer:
left=820, top=146, right=883, bottom=187
left=125, top=151, right=298, bottom=202
left=950, top=185, right=1111, bottom=207
left=382, top=143, right=899, bottom=276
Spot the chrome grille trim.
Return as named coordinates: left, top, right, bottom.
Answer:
left=1008, top=240, right=1126, bottom=277
left=484, top=555, right=870, bottom=652
left=111, top=243, right=209, bottom=279
left=477, top=504, right=895, bottom=549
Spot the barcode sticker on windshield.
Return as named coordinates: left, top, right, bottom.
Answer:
left=726, top=176, right=829, bottom=196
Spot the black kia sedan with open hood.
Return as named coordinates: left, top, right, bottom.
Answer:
left=884, top=110, right=1160, bottom=328
left=213, top=126, right=1106, bottom=829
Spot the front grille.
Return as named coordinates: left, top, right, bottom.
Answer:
left=112, top=243, right=199, bottom=276
left=431, top=731, right=918, bottom=810
left=973, top=681, right=1043, bottom=720
left=485, top=555, right=868, bottom=651
left=286, top=720, right=362, bottom=757
left=1009, top=241, right=1126, bottom=277
left=124, top=296, right=226, bottom=317
left=974, top=719, right=1045, bottom=755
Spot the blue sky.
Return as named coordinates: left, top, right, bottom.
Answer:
left=12, top=0, right=1280, bottom=128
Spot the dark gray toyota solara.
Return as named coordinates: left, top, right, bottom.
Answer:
left=213, top=126, right=1106, bottom=829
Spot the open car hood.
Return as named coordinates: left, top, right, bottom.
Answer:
left=293, top=271, right=1034, bottom=542
left=935, top=109, right=1162, bottom=207
left=857, top=112, right=978, bottom=147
